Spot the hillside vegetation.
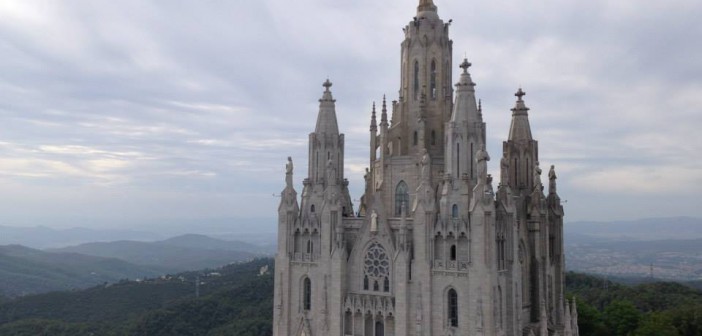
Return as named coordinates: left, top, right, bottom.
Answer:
left=0, top=245, right=165, bottom=297
left=0, top=259, right=701, bottom=335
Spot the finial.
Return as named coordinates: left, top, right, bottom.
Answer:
left=478, top=99, right=482, bottom=111
left=459, top=58, right=471, bottom=74
left=515, top=87, right=526, bottom=101
left=418, top=0, right=437, bottom=12
left=372, top=101, right=376, bottom=114
left=323, top=79, right=332, bottom=92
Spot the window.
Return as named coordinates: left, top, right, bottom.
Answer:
left=363, top=242, right=390, bottom=292
left=413, top=131, right=418, bottom=146
left=414, top=60, right=419, bottom=100
left=307, top=240, right=313, bottom=254
left=430, top=60, right=437, bottom=99
left=452, top=204, right=458, bottom=218
left=310, top=204, right=315, bottom=213
left=431, top=130, right=436, bottom=145
left=375, top=321, right=385, bottom=336
left=303, top=277, right=311, bottom=310
left=448, top=288, right=458, bottom=327
left=456, top=143, right=460, bottom=175
left=395, top=181, right=409, bottom=216
left=450, top=245, right=457, bottom=261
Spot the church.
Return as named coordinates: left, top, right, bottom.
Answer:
left=273, top=1, right=579, bottom=335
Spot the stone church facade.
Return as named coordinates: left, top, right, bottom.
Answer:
left=274, top=1, right=579, bottom=335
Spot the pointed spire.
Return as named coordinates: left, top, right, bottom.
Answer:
left=315, top=79, right=339, bottom=135
left=380, top=95, right=388, bottom=126
left=508, top=87, right=533, bottom=141
left=370, top=101, right=377, bottom=131
left=450, top=58, right=479, bottom=123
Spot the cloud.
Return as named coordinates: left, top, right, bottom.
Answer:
left=0, top=0, right=699, bottom=229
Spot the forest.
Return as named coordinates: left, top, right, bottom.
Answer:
left=0, top=259, right=700, bottom=335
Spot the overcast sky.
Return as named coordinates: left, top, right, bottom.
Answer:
left=0, top=0, right=699, bottom=232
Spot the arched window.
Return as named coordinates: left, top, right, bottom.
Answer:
left=431, top=130, right=436, bottom=145
left=430, top=60, right=437, bottom=99
left=450, top=245, right=457, bottom=261
left=303, top=277, right=311, bottom=310
left=451, top=204, right=458, bottom=218
left=413, top=131, right=418, bottom=146
left=363, top=242, right=390, bottom=292
left=384, top=277, right=390, bottom=292
left=395, top=181, right=409, bottom=216
left=310, top=204, right=315, bottom=213
left=413, top=60, right=419, bottom=100
left=456, top=143, right=460, bottom=175
left=448, top=288, right=458, bottom=327
left=307, top=240, right=313, bottom=254
left=375, top=321, right=385, bottom=336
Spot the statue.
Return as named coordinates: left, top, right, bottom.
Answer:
left=500, top=153, right=509, bottom=185
left=285, top=156, right=293, bottom=187
left=476, top=144, right=490, bottom=182
left=534, top=161, right=543, bottom=191
left=419, top=148, right=430, bottom=181
left=370, top=210, right=378, bottom=233
left=326, top=158, right=335, bottom=184
left=549, top=165, right=557, bottom=194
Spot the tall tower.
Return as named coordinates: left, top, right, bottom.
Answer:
left=274, top=1, right=577, bottom=335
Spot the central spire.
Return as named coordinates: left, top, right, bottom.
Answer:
left=418, top=0, right=437, bottom=13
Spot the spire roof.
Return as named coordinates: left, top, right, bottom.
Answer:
left=315, top=79, right=339, bottom=135
left=418, top=0, right=437, bottom=12
left=370, top=101, right=377, bottom=130
left=380, top=95, right=388, bottom=126
left=508, top=87, right=533, bottom=141
left=450, top=58, right=479, bottom=123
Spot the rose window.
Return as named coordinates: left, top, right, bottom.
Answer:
left=363, top=242, right=390, bottom=292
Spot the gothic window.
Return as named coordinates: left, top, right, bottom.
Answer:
left=293, top=230, right=301, bottom=253
left=414, top=60, right=419, bottom=100
left=448, top=288, right=458, bottom=327
left=303, top=277, right=311, bottom=310
left=430, top=59, right=437, bottom=99
left=452, top=204, right=458, bottom=218
left=470, top=143, right=474, bottom=179
left=363, top=275, right=369, bottom=290
left=307, top=239, right=313, bottom=254
left=431, top=130, right=436, bottom=145
left=384, top=277, right=390, bottom=292
left=450, top=245, right=457, bottom=261
left=395, top=181, right=409, bottom=216
left=363, top=242, right=390, bottom=292
left=413, top=131, right=418, bottom=146
left=456, top=143, right=460, bottom=175
left=375, top=321, right=385, bottom=336
left=310, top=204, right=315, bottom=213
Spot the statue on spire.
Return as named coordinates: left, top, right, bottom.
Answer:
left=418, top=0, right=437, bottom=12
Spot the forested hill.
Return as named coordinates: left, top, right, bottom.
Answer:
left=1, top=260, right=701, bottom=336
left=0, top=258, right=274, bottom=336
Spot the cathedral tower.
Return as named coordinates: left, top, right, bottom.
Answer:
left=274, top=1, right=577, bottom=335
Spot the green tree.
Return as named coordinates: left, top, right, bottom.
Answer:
left=669, top=304, right=702, bottom=336
left=634, top=312, right=679, bottom=336
left=575, top=298, right=609, bottom=336
left=604, top=300, right=641, bottom=336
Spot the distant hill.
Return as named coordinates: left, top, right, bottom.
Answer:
left=0, top=225, right=163, bottom=249
left=158, top=234, right=267, bottom=253
left=0, top=245, right=165, bottom=297
left=0, top=258, right=274, bottom=336
left=48, top=234, right=263, bottom=273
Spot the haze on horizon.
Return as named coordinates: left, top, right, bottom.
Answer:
left=0, top=0, right=699, bottom=232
